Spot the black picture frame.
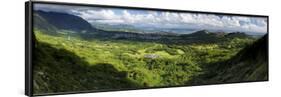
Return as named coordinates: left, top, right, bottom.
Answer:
left=25, top=1, right=269, bottom=96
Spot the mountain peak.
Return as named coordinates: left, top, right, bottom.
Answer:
left=226, top=32, right=248, bottom=38
left=190, top=30, right=210, bottom=35
left=34, top=10, right=94, bottom=33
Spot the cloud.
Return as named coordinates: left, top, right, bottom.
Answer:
left=74, top=9, right=121, bottom=23
left=34, top=3, right=268, bottom=33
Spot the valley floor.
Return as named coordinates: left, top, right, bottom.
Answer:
left=32, top=30, right=266, bottom=94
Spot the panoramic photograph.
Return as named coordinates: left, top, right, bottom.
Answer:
left=32, top=3, right=268, bottom=94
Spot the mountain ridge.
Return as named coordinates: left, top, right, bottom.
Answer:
left=34, top=10, right=95, bottom=33
left=34, top=10, right=256, bottom=44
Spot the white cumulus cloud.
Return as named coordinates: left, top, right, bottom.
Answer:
left=34, top=3, right=268, bottom=33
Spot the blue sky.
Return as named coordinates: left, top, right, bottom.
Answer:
left=34, top=4, right=268, bottom=33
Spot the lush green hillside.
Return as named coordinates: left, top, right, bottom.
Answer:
left=33, top=41, right=140, bottom=93
left=189, top=34, right=268, bottom=85
left=33, top=29, right=261, bottom=94
left=32, top=11, right=268, bottom=94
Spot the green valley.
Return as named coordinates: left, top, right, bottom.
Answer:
left=32, top=10, right=268, bottom=94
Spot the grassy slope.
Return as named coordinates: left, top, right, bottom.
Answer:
left=33, top=29, right=260, bottom=94
left=189, top=34, right=268, bottom=85
left=33, top=38, right=141, bottom=94
left=214, top=34, right=268, bottom=82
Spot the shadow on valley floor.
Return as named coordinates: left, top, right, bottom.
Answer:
left=33, top=41, right=141, bottom=94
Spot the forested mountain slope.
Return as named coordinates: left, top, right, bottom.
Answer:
left=190, top=34, right=268, bottom=85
